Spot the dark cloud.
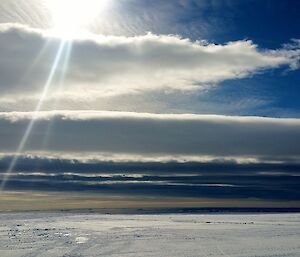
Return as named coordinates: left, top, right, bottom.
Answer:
left=3, top=173, right=300, bottom=201
left=1, top=111, right=300, bottom=160
left=1, top=154, right=300, bottom=201
left=1, top=155, right=300, bottom=174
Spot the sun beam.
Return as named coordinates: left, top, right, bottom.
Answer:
left=46, top=0, right=111, bottom=38
left=0, top=40, right=67, bottom=191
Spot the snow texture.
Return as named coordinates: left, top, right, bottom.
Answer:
left=0, top=212, right=299, bottom=257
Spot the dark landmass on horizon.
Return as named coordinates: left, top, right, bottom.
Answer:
left=2, top=207, right=300, bottom=215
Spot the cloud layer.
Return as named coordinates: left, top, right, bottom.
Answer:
left=1, top=155, right=300, bottom=201
left=0, top=24, right=299, bottom=105
left=1, top=111, right=300, bottom=162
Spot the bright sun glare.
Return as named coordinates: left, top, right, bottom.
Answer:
left=46, top=0, right=110, bottom=38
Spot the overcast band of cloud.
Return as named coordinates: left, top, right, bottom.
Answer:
left=0, top=23, right=300, bottom=103
left=1, top=111, right=300, bottom=162
left=1, top=154, right=300, bottom=201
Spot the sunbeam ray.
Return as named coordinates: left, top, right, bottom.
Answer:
left=0, top=40, right=67, bottom=190
left=41, top=40, right=73, bottom=149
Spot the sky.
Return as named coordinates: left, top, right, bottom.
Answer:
left=0, top=0, right=300, bottom=209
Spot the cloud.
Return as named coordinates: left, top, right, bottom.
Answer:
left=1, top=155, right=300, bottom=201
left=1, top=109, right=300, bottom=201
left=0, top=24, right=299, bottom=105
left=1, top=111, right=300, bottom=162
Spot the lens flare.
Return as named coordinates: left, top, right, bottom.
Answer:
left=46, top=0, right=111, bottom=37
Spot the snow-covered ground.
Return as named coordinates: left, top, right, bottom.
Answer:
left=0, top=212, right=299, bottom=257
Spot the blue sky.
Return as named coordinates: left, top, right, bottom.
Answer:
left=115, top=0, right=300, bottom=117
left=144, top=0, right=300, bottom=117
left=197, top=0, right=300, bottom=117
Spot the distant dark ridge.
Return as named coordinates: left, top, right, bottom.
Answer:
left=90, top=208, right=300, bottom=214
left=1, top=207, right=300, bottom=214
left=159, top=207, right=300, bottom=214
left=50, top=207, right=300, bottom=214
left=68, top=208, right=300, bottom=215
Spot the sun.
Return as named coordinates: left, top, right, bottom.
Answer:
left=46, top=0, right=110, bottom=38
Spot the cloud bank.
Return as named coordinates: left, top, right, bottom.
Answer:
left=1, top=155, right=300, bottom=201
left=0, top=24, right=299, bottom=104
left=1, top=111, right=300, bottom=162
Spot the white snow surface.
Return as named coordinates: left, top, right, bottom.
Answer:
left=0, top=212, right=299, bottom=257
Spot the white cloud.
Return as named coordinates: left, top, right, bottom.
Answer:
left=0, top=24, right=299, bottom=105
left=1, top=111, right=300, bottom=162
